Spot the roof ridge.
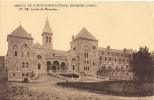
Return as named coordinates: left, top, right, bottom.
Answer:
left=9, top=25, right=33, bottom=39
left=74, top=27, right=98, bottom=41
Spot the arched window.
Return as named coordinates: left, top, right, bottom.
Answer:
left=21, top=51, right=24, bottom=57
left=27, top=52, right=30, bottom=57
left=61, top=62, right=65, bottom=70
left=121, top=65, right=124, bottom=69
left=102, top=66, right=105, bottom=70
left=87, top=53, right=88, bottom=58
left=15, top=63, right=16, bottom=67
left=119, top=58, right=121, bottom=62
left=74, top=47, right=76, bottom=51
left=85, top=61, right=86, bottom=64
left=115, top=58, right=116, bottom=62
left=22, top=62, right=25, bottom=68
left=24, top=44, right=27, bottom=48
left=87, top=61, right=89, bottom=64
left=109, top=57, right=111, bottom=61
left=88, top=67, right=89, bottom=70
left=100, top=56, right=102, bottom=60
left=46, top=36, right=48, bottom=43
left=72, top=58, right=76, bottom=61
left=38, top=63, right=41, bottom=70
left=126, top=65, right=129, bottom=68
left=86, top=66, right=87, bottom=70
left=13, top=73, right=15, bottom=77
left=105, top=57, right=107, bottom=61
left=26, top=62, right=28, bottom=68
left=72, top=65, right=75, bottom=70
left=37, top=55, right=42, bottom=59
left=15, top=51, right=17, bottom=56
left=115, top=64, right=118, bottom=69
left=93, top=62, right=95, bottom=66
left=123, top=59, right=125, bottom=62
left=108, top=66, right=111, bottom=70
left=84, top=53, right=86, bottom=58
left=49, top=37, right=51, bottom=43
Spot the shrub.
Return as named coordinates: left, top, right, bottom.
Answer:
left=59, top=74, right=80, bottom=78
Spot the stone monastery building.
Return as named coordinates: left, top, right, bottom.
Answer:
left=6, top=17, right=134, bottom=81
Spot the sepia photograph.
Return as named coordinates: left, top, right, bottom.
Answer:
left=0, top=1, right=154, bottom=100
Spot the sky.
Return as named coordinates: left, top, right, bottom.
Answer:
left=0, top=1, right=154, bottom=56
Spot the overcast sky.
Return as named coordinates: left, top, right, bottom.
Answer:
left=0, top=1, right=154, bottom=56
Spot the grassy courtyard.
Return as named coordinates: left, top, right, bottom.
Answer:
left=0, top=74, right=153, bottom=100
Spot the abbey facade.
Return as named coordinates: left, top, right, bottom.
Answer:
left=6, top=17, right=134, bottom=81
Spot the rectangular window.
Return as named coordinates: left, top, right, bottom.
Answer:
left=93, top=46, right=96, bottom=49
left=26, top=73, right=29, bottom=77
left=26, top=62, right=28, bottom=68
left=13, top=73, right=15, bottom=77
left=22, top=73, right=25, bottom=77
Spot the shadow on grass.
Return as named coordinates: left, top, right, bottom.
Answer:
left=57, top=80, right=154, bottom=97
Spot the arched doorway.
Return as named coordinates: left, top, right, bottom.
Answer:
left=53, top=60, right=60, bottom=71
left=61, top=62, right=65, bottom=70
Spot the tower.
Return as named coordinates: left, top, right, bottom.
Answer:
left=42, top=17, right=53, bottom=49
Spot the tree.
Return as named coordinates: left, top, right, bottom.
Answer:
left=130, top=46, right=153, bottom=82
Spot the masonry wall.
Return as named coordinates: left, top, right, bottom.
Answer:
left=70, top=38, right=99, bottom=74
left=7, top=36, right=34, bottom=80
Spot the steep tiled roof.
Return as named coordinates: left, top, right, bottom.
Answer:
left=9, top=25, right=33, bottom=38
left=33, top=42, right=43, bottom=48
left=74, top=27, right=98, bottom=41
left=98, top=47, right=133, bottom=54
left=43, top=17, right=53, bottom=33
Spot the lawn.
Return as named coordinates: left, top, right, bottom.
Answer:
left=57, top=80, right=154, bottom=97
left=0, top=74, right=153, bottom=100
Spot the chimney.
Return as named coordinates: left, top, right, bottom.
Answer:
left=123, top=48, right=127, bottom=53
left=72, top=35, right=74, bottom=40
left=107, top=46, right=110, bottom=51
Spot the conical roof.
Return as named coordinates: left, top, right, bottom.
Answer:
left=9, top=25, right=33, bottom=38
left=43, top=17, right=53, bottom=33
left=74, top=27, right=98, bottom=41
